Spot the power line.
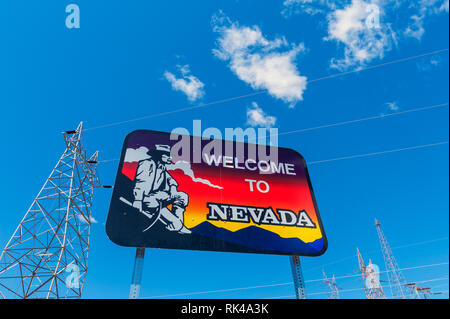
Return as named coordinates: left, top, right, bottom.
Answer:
left=141, top=282, right=291, bottom=299
left=307, top=141, right=448, bottom=165
left=305, top=262, right=449, bottom=284
left=84, top=91, right=267, bottom=132
left=303, top=236, right=449, bottom=274
left=96, top=101, right=448, bottom=164
left=141, top=261, right=448, bottom=299
left=268, top=276, right=449, bottom=299
left=97, top=140, right=449, bottom=164
left=84, top=48, right=449, bottom=132
left=306, top=48, right=449, bottom=84
left=272, top=102, right=449, bottom=139
left=424, top=282, right=450, bottom=291
left=388, top=236, right=450, bottom=251
left=313, top=276, right=450, bottom=297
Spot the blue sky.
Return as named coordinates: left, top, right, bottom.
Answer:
left=0, top=0, right=448, bottom=299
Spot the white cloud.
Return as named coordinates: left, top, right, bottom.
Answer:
left=212, top=12, right=307, bottom=107
left=283, top=0, right=448, bottom=69
left=430, top=57, right=441, bottom=66
left=246, top=102, right=276, bottom=128
left=168, top=161, right=223, bottom=189
left=421, top=0, right=449, bottom=13
left=164, top=65, right=205, bottom=102
left=124, top=146, right=150, bottom=163
left=77, top=214, right=98, bottom=224
left=404, top=14, right=425, bottom=40
left=440, top=0, right=449, bottom=12
left=282, top=0, right=336, bottom=16
left=416, top=56, right=442, bottom=72
left=386, top=101, right=399, bottom=111
left=403, top=0, right=449, bottom=40
left=325, top=0, right=395, bottom=70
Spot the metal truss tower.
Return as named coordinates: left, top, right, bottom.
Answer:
left=375, top=219, right=407, bottom=299
left=404, top=283, right=440, bottom=299
left=322, top=269, right=340, bottom=299
left=290, top=256, right=307, bottom=299
left=0, top=123, right=100, bottom=299
left=356, top=248, right=386, bottom=299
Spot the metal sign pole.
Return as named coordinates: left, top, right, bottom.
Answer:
left=129, top=247, right=146, bottom=299
left=290, top=255, right=307, bottom=299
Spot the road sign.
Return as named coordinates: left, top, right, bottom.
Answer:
left=106, top=129, right=327, bottom=256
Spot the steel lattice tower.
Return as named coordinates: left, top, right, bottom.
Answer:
left=356, top=248, right=386, bottom=299
left=0, top=123, right=100, bottom=299
left=322, top=269, right=340, bottom=299
left=404, top=283, right=438, bottom=299
left=375, top=219, right=407, bottom=299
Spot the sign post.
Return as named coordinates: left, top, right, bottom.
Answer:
left=129, top=247, right=145, bottom=299
left=290, top=255, right=307, bottom=299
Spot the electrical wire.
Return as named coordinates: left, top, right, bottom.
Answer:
left=306, top=262, right=449, bottom=283
left=84, top=91, right=267, bottom=131
left=306, top=48, right=449, bottom=84
left=95, top=100, right=449, bottom=164
left=307, top=141, right=448, bottom=165
left=262, top=102, right=449, bottom=140
left=141, top=261, right=448, bottom=299
left=267, top=276, right=449, bottom=299
left=84, top=48, right=449, bottom=132
left=97, top=140, right=449, bottom=164
left=303, top=236, right=449, bottom=274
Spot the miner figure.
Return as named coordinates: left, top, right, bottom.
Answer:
left=132, top=144, right=191, bottom=234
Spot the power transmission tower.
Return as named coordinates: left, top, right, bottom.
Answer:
left=405, top=283, right=424, bottom=299
left=0, top=122, right=100, bottom=299
left=322, top=269, right=340, bottom=299
left=375, top=219, right=407, bottom=299
left=290, top=256, right=307, bottom=299
left=404, top=283, right=440, bottom=299
left=356, top=248, right=386, bottom=299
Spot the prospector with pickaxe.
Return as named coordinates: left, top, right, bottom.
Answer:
left=121, top=144, right=191, bottom=234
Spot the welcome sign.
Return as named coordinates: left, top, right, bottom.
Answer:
left=106, top=129, right=327, bottom=256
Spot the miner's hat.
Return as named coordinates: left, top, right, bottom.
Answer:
left=147, top=144, right=171, bottom=159
left=155, top=144, right=171, bottom=154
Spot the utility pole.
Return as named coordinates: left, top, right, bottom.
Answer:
left=290, top=256, right=307, bottom=299
left=0, top=123, right=100, bottom=298
left=357, top=248, right=386, bottom=299
left=322, top=269, right=340, bottom=299
left=375, top=219, right=407, bottom=299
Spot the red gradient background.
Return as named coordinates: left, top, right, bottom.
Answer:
left=122, top=158, right=323, bottom=243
